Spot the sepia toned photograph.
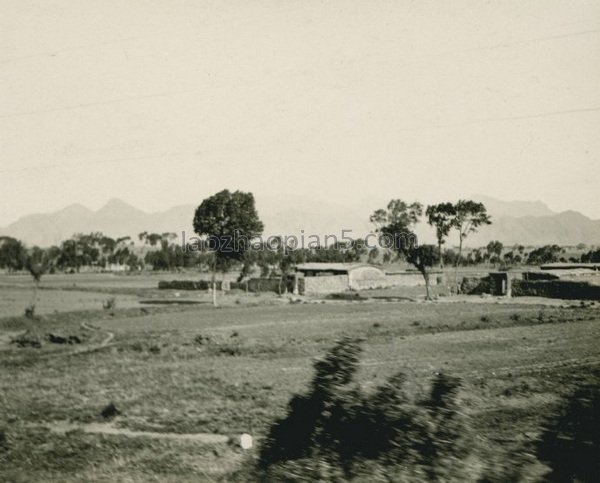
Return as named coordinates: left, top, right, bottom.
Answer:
left=1, top=1, right=599, bottom=481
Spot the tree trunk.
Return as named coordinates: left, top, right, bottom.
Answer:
left=211, top=260, right=218, bottom=307
left=453, top=234, right=463, bottom=291
left=29, top=279, right=39, bottom=317
left=438, top=240, right=444, bottom=270
left=422, top=270, right=431, bottom=300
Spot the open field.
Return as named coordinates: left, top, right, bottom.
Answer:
left=0, top=273, right=599, bottom=481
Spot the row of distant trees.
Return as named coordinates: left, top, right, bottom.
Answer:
left=0, top=233, right=370, bottom=276
left=2, top=227, right=598, bottom=282
left=0, top=232, right=216, bottom=274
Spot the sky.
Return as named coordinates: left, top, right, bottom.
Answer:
left=1, top=0, right=599, bottom=226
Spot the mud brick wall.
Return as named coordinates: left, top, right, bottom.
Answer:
left=512, top=279, right=600, bottom=300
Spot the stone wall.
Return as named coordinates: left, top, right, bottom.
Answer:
left=303, top=275, right=350, bottom=294
left=380, top=272, right=440, bottom=288
left=512, top=279, right=600, bottom=300
left=230, top=277, right=294, bottom=294
left=348, top=266, right=386, bottom=290
left=158, top=280, right=222, bottom=290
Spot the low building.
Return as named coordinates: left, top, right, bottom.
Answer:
left=295, top=263, right=441, bottom=294
left=295, top=263, right=386, bottom=294
left=526, top=263, right=600, bottom=285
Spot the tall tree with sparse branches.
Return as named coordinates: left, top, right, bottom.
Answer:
left=452, top=200, right=491, bottom=267
left=426, top=203, right=456, bottom=269
left=370, top=200, right=439, bottom=300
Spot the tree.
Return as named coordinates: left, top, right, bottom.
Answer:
left=527, top=245, right=561, bottom=265
left=406, top=245, right=440, bottom=300
left=368, top=247, right=380, bottom=264
left=451, top=200, right=491, bottom=290
left=426, top=203, right=456, bottom=269
left=581, top=249, right=600, bottom=263
left=486, top=240, right=503, bottom=267
left=193, top=189, right=264, bottom=306
left=24, top=247, right=53, bottom=317
left=370, top=200, right=438, bottom=299
left=452, top=200, right=491, bottom=267
left=0, top=237, right=27, bottom=272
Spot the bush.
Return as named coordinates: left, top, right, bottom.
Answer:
left=536, top=373, right=600, bottom=482
left=255, top=337, right=475, bottom=481
left=102, top=297, right=116, bottom=311
left=24, top=305, right=36, bottom=319
left=10, top=331, right=42, bottom=348
left=461, top=276, right=490, bottom=295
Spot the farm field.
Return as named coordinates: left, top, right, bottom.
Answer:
left=0, top=274, right=599, bottom=481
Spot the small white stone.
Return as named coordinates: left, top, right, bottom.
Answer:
left=240, top=433, right=253, bottom=450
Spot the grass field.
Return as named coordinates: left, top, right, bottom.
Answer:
left=0, top=273, right=599, bottom=481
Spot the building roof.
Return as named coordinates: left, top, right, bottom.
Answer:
left=295, top=263, right=382, bottom=273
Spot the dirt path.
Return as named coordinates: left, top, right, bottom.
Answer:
left=0, top=322, right=113, bottom=355
left=46, top=322, right=115, bottom=358
left=35, top=420, right=229, bottom=444
left=80, top=321, right=114, bottom=346
left=32, top=322, right=115, bottom=359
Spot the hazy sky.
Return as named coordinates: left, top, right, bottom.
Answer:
left=1, top=0, right=599, bottom=225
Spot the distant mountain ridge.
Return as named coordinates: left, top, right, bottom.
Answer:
left=471, top=194, right=557, bottom=218
left=1, top=196, right=600, bottom=247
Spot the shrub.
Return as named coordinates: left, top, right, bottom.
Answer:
left=536, top=373, right=600, bottom=482
left=102, top=297, right=116, bottom=311
left=10, top=331, right=42, bottom=349
left=24, top=305, right=36, bottom=319
left=255, top=337, right=475, bottom=481
left=461, top=276, right=490, bottom=295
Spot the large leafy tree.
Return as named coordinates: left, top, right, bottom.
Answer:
left=370, top=200, right=439, bottom=300
left=486, top=240, right=503, bottom=267
left=527, top=245, right=562, bottom=265
left=193, top=189, right=264, bottom=306
left=426, top=203, right=456, bottom=269
left=0, top=237, right=27, bottom=272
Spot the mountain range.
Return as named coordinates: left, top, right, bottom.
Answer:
left=2, top=195, right=600, bottom=248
